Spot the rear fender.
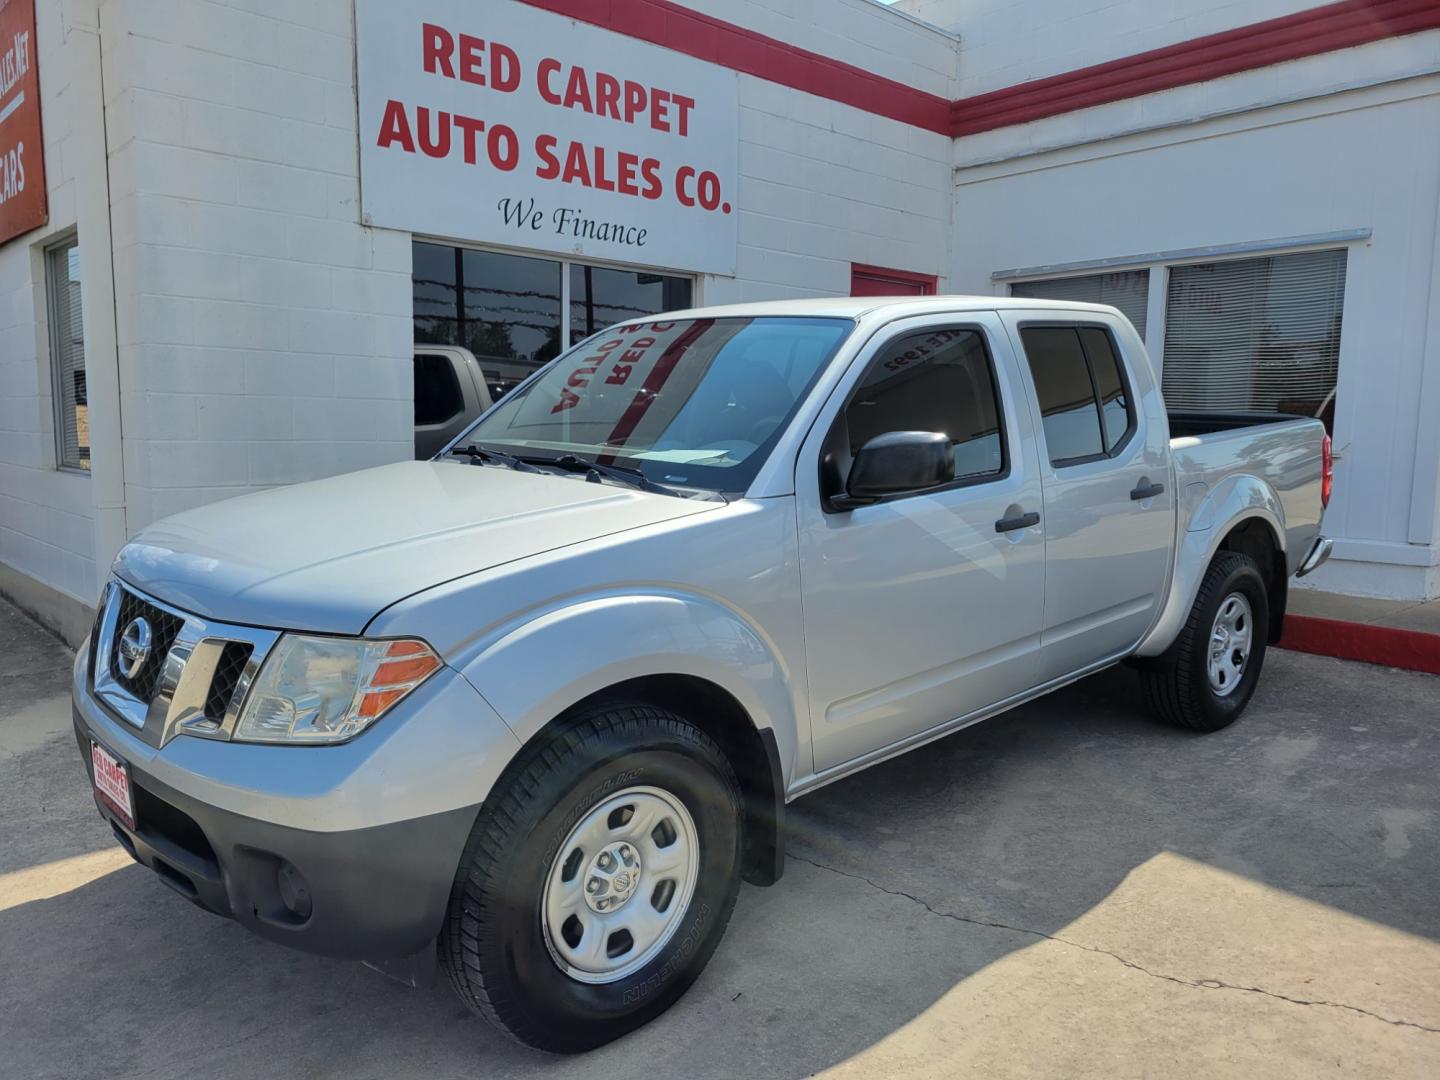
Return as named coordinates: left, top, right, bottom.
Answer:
left=1135, top=474, right=1286, bottom=658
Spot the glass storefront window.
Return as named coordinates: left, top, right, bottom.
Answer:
left=569, top=264, right=692, bottom=346
left=413, top=241, right=692, bottom=399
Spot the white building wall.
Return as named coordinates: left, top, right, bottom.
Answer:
left=897, top=0, right=1319, bottom=97
left=0, top=0, right=97, bottom=618
left=97, top=0, right=415, bottom=539
left=951, top=77, right=1440, bottom=598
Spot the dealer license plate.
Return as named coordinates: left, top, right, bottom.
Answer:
left=91, top=740, right=136, bottom=832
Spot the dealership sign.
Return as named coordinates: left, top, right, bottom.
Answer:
left=356, top=0, right=739, bottom=275
left=0, top=0, right=46, bottom=246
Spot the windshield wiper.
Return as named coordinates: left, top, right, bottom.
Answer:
left=448, top=444, right=543, bottom=473
left=547, top=454, right=690, bottom=499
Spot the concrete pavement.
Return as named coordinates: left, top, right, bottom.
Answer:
left=2, top=595, right=1437, bottom=1078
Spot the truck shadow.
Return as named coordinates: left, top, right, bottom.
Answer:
left=3, top=650, right=1437, bottom=1078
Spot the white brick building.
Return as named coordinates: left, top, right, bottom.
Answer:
left=2, top=0, right=1438, bottom=640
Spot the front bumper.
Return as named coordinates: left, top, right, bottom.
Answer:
left=72, top=646, right=520, bottom=962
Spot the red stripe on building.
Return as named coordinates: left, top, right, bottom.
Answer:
left=518, top=0, right=1440, bottom=138
left=949, top=0, right=1440, bottom=137
left=515, top=0, right=953, bottom=133
left=1277, top=614, right=1440, bottom=676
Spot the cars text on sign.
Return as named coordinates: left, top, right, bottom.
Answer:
left=356, top=0, right=739, bottom=276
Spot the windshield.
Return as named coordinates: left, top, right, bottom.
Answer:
left=453, top=316, right=854, bottom=494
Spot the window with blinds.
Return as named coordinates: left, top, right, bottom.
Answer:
left=1163, top=249, right=1346, bottom=430
left=47, top=239, right=89, bottom=470
left=1010, top=270, right=1150, bottom=339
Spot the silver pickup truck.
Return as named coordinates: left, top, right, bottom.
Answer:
left=73, top=297, right=1331, bottom=1051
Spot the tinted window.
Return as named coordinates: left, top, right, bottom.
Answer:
left=845, top=328, right=1004, bottom=481
left=414, top=352, right=464, bottom=426
left=412, top=242, right=563, bottom=397
left=570, top=265, right=692, bottom=346
left=1079, top=327, right=1133, bottom=450
left=1022, top=327, right=1104, bottom=464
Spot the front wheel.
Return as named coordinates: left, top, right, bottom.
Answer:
left=1139, top=551, right=1270, bottom=732
left=441, top=703, right=742, bottom=1052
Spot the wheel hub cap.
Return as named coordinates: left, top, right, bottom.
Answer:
left=584, top=842, right=642, bottom=913
left=1208, top=591, right=1253, bottom=697
left=542, top=786, right=699, bottom=984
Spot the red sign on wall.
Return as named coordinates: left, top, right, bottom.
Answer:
left=0, top=0, right=46, bottom=246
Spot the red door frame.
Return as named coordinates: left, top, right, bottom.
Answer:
left=850, top=263, right=939, bottom=297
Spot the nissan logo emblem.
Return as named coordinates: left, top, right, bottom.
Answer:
left=117, top=616, right=153, bottom=680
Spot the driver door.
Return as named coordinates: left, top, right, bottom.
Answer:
left=796, top=314, right=1047, bottom=774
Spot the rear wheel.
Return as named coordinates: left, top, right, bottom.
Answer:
left=1140, top=551, right=1269, bottom=732
left=441, top=703, right=742, bottom=1052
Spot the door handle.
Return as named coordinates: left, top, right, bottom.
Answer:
left=995, top=511, right=1040, bottom=534
left=1130, top=481, right=1165, bottom=501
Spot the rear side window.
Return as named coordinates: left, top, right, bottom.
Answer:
left=414, top=352, right=464, bottom=426
left=845, top=327, right=1005, bottom=482
left=1020, top=326, right=1134, bottom=466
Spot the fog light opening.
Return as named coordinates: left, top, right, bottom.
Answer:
left=276, top=860, right=313, bottom=920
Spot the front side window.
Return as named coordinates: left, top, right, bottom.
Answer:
left=459, top=316, right=852, bottom=495
left=47, top=239, right=89, bottom=471
left=1020, top=325, right=1134, bottom=467
left=843, top=327, right=1005, bottom=482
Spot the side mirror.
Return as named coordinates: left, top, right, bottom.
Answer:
left=831, top=431, right=953, bottom=510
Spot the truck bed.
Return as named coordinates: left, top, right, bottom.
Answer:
left=1165, top=409, right=1327, bottom=581
left=1166, top=410, right=1315, bottom=439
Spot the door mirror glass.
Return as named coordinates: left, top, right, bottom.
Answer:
left=839, top=431, right=953, bottom=507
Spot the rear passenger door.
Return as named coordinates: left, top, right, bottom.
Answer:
left=1003, top=314, right=1174, bottom=682
left=797, top=315, right=1047, bottom=773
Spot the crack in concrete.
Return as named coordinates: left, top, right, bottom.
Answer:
left=787, top=851, right=1440, bottom=1035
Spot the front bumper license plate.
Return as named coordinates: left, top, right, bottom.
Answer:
left=91, top=740, right=136, bottom=832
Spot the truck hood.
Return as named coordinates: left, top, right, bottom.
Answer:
left=113, top=460, right=720, bottom=634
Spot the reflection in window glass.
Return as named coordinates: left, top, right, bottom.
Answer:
left=1021, top=327, right=1104, bottom=465
left=465, top=317, right=851, bottom=495
left=846, top=328, right=1004, bottom=481
left=48, top=239, right=89, bottom=470
left=570, top=265, right=692, bottom=345
left=1079, top=327, right=1132, bottom=451
left=461, top=248, right=563, bottom=394
left=412, top=242, right=562, bottom=398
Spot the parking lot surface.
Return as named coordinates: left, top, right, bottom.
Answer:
left=2, top=595, right=1437, bottom=1079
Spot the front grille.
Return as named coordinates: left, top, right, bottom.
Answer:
left=204, top=642, right=254, bottom=722
left=110, top=589, right=186, bottom=702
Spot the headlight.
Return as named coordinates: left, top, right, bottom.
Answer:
left=233, top=635, right=442, bottom=744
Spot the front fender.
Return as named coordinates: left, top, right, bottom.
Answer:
left=456, top=590, right=802, bottom=789
left=1135, top=474, right=1286, bottom=658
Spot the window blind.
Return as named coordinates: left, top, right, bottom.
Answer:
left=48, top=240, right=89, bottom=470
left=1010, top=269, right=1150, bottom=339
left=1162, top=249, right=1346, bottom=427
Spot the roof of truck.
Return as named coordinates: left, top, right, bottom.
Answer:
left=648, top=295, right=1121, bottom=322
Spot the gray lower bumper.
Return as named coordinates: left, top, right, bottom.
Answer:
left=74, top=707, right=478, bottom=962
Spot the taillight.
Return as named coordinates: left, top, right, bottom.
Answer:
left=1321, top=434, right=1333, bottom=509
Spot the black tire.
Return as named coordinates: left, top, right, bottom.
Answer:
left=441, top=703, right=743, bottom=1053
left=1139, top=551, right=1270, bottom=732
